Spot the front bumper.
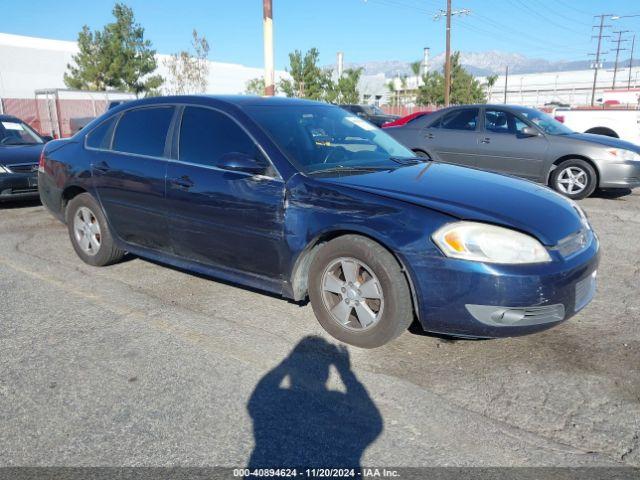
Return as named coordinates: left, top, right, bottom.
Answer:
left=407, top=232, right=600, bottom=338
left=598, top=160, right=640, bottom=189
left=0, top=172, right=39, bottom=201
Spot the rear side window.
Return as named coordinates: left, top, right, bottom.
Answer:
left=179, top=106, right=265, bottom=167
left=86, top=116, right=117, bottom=149
left=434, top=108, right=479, bottom=131
left=113, top=107, right=174, bottom=157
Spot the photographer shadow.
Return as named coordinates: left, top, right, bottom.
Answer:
left=247, top=336, right=383, bottom=471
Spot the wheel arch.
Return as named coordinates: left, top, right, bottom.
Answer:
left=287, top=229, right=420, bottom=320
left=61, top=185, right=89, bottom=216
left=547, top=155, right=600, bottom=187
left=584, top=126, right=619, bottom=138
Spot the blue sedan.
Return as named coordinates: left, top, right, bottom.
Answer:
left=38, top=96, right=599, bottom=348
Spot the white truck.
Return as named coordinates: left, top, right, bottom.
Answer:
left=553, top=108, right=640, bottom=146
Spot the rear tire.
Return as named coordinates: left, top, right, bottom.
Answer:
left=308, top=235, right=413, bottom=348
left=550, top=159, right=597, bottom=200
left=66, top=193, right=125, bottom=266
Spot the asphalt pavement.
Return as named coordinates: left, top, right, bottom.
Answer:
left=0, top=190, right=638, bottom=468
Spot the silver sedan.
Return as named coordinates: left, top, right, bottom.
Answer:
left=385, top=104, right=640, bottom=199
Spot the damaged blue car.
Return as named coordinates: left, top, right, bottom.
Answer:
left=38, top=96, right=599, bottom=348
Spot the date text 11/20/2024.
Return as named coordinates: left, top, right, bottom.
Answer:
left=233, top=468, right=400, bottom=477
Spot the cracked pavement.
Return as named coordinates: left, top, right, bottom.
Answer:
left=0, top=190, right=638, bottom=467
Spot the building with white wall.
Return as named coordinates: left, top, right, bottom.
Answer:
left=0, top=32, right=288, bottom=100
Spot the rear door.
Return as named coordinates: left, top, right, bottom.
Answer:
left=422, top=108, right=480, bottom=168
left=89, top=106, right=175, bottom=251
left=165, top=105, right=285, bottom=280
left=476, top=108, right=549, bottom=181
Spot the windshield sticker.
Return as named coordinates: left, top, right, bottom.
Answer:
left=2, top=122, right=24, bottom=131
left=345, top=116, right=377, bottom=131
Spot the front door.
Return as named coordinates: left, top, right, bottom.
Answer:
left=165, top=106, right=285, bottom=280
left=476, top=109, right=549, bottom=181
left=89, top=106, right=175, bottom=251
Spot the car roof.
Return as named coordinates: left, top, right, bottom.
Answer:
left=111, top=94, right=329, bottom=110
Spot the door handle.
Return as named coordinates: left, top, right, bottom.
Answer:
left=93, top=161, right=110, bottom=173
left=169, top=176, right=194, bottom=190
left=424, top=133, right=434, bottom=139
left=479, top=137, right=491, bottom=144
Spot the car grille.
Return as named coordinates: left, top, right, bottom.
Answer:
left=575, top=272, right=597, bottom=312
left=6, top=163, right=38, bottom=174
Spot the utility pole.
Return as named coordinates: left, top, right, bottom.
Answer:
left=434, top=2, right=470, bottom=107
left=611, top=30, right=629, bottom=89
left=503, top=65, right=508, bottom=104
left=262, top=0, right=275, bottom=96
left=590, top=14, right=613, bottom=106
left=629, top=34, right=636, bottom=90
left=444, top=0, right=452, bottom=107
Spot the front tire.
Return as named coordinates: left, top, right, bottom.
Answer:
left=308, top=235, right=413, bottom=348
left=550, top=159, right=597, bottom=200
left=66, top=193, right=125, bottom=266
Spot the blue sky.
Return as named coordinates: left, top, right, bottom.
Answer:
left=4, top=0, right=640, bottom=68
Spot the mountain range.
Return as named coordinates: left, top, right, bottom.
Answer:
left=339, top=51, right=639, bottom=77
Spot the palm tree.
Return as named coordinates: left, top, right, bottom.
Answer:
left=410, top=60, right=422, bottom=91
left=485, top=74, right=498, bottom=102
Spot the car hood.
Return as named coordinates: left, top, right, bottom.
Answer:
left=316, top=162, right=583, bottom=246
left=0, top=143, right=44, bottom=165
left=564, top=132, right=640, bottom=152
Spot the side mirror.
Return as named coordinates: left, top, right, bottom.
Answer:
left=41, top=135, right=54, bottom=142
left=216, top=152, right=266, bottom=175
left=520, top=126, right=540, bottom=137
left=356, top=112, right=366, bottom=118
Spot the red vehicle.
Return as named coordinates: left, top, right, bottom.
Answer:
left=381, top=111, right=432, bottom=128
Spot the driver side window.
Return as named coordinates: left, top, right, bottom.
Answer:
left=179, top=106, right=271, bottom=174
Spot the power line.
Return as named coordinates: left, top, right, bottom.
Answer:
left=527, top=0, right=593, bottom=27
left=508, top=0, right=588, bottom=36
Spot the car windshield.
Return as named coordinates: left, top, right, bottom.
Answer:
left=245, top=104, right=417, bottom=174
left=0, top=120, right=44, bottom=146
left=515, top=107, right=574, bottom=135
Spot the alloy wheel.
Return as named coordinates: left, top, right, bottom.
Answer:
left=321, top=257, right=384, bottom=330
left=73, top=206, right=101, bottom=256
left=557, top=166, right=588, bottom=195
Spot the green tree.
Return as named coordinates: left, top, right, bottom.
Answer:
left=484, top=74, right=498, bottom=102
left=416, top=52, right=485, bottom=106
left=164, top=29, right=210, bottom=95
left=410, top=60, right=422, bottom=89
left=327, top=67, right=363, bottom=103
left=279, top=48, right=332, bottom=101
left=64, top=3, right=163, bottom=96
left=245, top=77, right=266, bottom=95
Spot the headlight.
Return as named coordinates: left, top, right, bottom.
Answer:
left=432, top=221, right=552, bottom=264
left=0, top=165, right=11, bottom=174
left=607, top=148, right=640, bottom=161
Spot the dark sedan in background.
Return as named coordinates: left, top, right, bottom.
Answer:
left=0, top=115, right=50, bottom=202
left=385, top=104, right=640, bottom=199
left=339, top=104, right=399, bottom=127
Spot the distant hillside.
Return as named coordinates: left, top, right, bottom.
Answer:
left=336, top=51, right=640, bottom=77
